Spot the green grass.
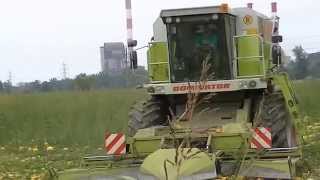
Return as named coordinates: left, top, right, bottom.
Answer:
left=0, top=89, right=146, bottom=146
left=293, top=80, right=320, bottom=176
left=294, top=80, right=320, bottom=118
left=0, top=80, right=315, bottom=147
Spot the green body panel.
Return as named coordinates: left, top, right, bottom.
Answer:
left=130, top=127, right=168, bottom=154
left=58, top=167, right=141, bottom=180
left=213, top=135, right=245, bottom=150
left=272, top=73, right=300, bottom=119
left=132, top=138, right=162, bottom=154
left=237, top=36, right=264, bottom=77
left=271, top=73, right=302, bottom=150
left=263, top=42, right=272, bottom=71
left=131, top=133, right=248, bottom=155
left=147, top=42, right=170, bottom=82
left=239, top=159, right=292, bottom=179
left=140, top=148, right=216, bottom=180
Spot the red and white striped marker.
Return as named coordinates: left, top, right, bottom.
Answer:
left=125, top=0, right=133, bottom=41
left=271, top=2, right=277, bottom=13
left=251, top=127, right=272, bottom=149
left=105, top=133, right=126, bottom=155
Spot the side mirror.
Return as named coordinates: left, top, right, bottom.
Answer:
left=130, top=50, right=138, bottom=69
left=128, top=40, right=138, bottom=48
left=272, top=35, right=283, bottom=43
left=272, top=45, right=282, bottom=65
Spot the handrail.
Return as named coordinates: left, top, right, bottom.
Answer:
left=233, top=34, right=266, bottom=78
left=147, top=41, right=170, bottom=83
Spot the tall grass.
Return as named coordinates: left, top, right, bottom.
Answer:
left=0, top=80, right=319, bottom=147
left=0, top=89, right=146, bottom=146
left=293, top=80, right=320, bottom=118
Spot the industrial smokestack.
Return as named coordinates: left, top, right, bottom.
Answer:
left=271, top=2, right=277, bottom=14
left=125, top=0, right=133, bottom=42
left=125, top=0, right=135, bottom=68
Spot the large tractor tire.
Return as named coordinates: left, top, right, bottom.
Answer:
left=127, top=97, right=165, bottom=137
left=259, top=92, right=294, bottom=148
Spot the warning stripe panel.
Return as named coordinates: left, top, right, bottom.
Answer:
left=255, top=127, right=271, bottom=145
left=251, top=127, right=272, bottom=149
left=105, top=133, right=126, bottom=155
left=251, top=137, right=263, bottom=149
left=106, top=134, right=123, bottom=151
left=259, top=127, right=271, bottom=139
left=114, top=143, right=126, bottom=155
left=108, top=135, right=125, bottom=154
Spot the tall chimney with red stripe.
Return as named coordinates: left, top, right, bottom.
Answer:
left=125, top=0, right=136, bottom=68
left=271, top=2, right=278, bottom=14
left=125, top=0, right=133, bottom=46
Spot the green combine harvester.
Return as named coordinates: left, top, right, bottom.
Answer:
left=57, top=3, right=304, bottom=180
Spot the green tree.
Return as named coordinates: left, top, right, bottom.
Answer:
left=3, top=80, right=12, bottom=93
left=74, top=73, right=96, bottom=91
left=0, top=81, right=3, bottom=92
left=293, top=46, right=309, bottom=79
left=41, top=81, right=51, bottom=92
left=307, top=53, right=320, bottom=78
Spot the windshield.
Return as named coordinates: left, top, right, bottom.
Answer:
left=167, top=15, right=230, bottom=82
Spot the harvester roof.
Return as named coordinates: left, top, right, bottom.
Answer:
left=160, top=5, right=235, bottom=18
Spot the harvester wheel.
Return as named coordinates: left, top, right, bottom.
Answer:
left=259, top=92, right=294, bottom=148
left=127, top=97, right=165, bottom=136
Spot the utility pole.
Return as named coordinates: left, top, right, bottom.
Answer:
left=8, top=71, right=12, bottom=85
left=62, top=62, right=68, bottom=80
left=5, top=71, right=13, bottom=93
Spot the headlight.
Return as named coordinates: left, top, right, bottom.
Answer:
left=166, top=17, right=172, bottom=23
left=147, top=87, right=155, bottom=93
left=154, top=86, right=165, bottom=93
left=248, top=80, right=257, bottom=88
left=239, top=80, right=257, bottom=89
left=212, top=14, right=219, bottom=20
left=239, top=81, right=248, bottom=89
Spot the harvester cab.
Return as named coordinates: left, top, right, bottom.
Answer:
left=160, top=8, right=232, bottom=82
left=144, top=4, right=281, bottom=86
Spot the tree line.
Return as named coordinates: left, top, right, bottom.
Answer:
left=0, top=66, right=148, bottom=93
left=0, top=45, right=319, bottom=94
left=285, top=46, right=320, bottom=80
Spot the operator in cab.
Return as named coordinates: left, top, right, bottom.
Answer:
left=195, top=24, right=218, bottom=48
left=192, top=24, right=219, bottom=79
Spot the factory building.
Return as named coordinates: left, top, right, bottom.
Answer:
left=100, top=42, right=127, bottom=73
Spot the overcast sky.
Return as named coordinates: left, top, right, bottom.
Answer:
left=0, top=0, right=319, bottom=83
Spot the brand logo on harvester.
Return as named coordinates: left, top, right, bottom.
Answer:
left=243, top=15, right=253, bottom=25
left=172, top=83, right=231, bottom=92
